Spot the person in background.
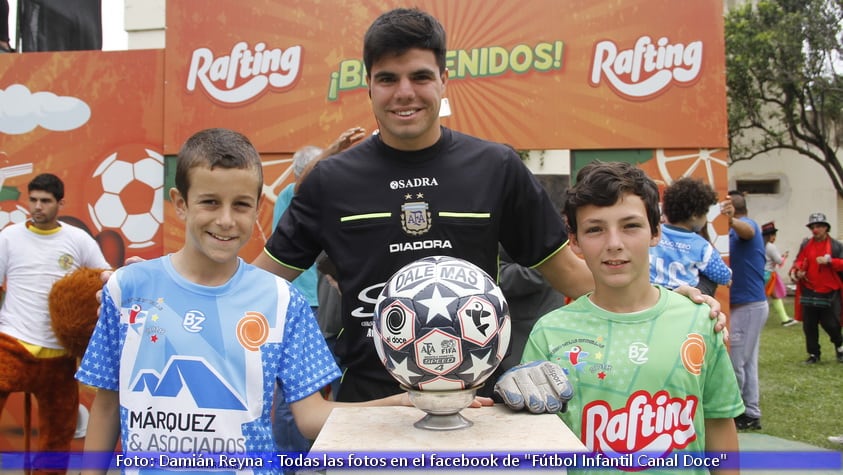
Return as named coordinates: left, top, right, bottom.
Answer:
left=0, top=173, right=111, bottom=473
left=762, top=221, right=796, bottom=327
left=721, top=190, right=768, bottom=431
left=649, top=177, right=732, bottom=294
left=270, top=128, right=365, bottom=455
left=789, top=212, right=843, bottom=364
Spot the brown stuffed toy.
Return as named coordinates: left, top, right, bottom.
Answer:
left=48, top=267, right=106, bottom=359
left=0, top=267, right=104, bottom=473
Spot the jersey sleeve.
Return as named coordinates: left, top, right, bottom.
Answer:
left=520, top=319, right=553, bottom=363
left=277, top=285, right=341, bottom=403
left=76, top=282, right=122, bottom=391
left=498, top=150, right=568, bottom=268
left=701, top=326, right=745, bottom=419
left=699, top=243, right=732, bottom=285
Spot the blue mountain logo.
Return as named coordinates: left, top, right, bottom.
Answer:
left=131, top=358, right=246, bottom=410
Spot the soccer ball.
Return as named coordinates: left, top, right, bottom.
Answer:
left=706, top=204, right=730, bottom=256
left=0, top=202, right=28, bottom=230
left=87, top=146, right=164, bottom=249
left=373, top=256, right=511, bottom=392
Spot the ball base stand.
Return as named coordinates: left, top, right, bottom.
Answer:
left=405, top=386, right=477, bottom=431
left=306, top=405, right=586, bottom=475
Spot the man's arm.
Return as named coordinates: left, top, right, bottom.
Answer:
left=81, top=389, right=121, bottom=475
left=536, top=245, right=593, bottom=299
left=704, top=418, right=739, bottom=475
left=720, top=199, right=755, bottom=240
left=253, top=251, right=303, bottom=282
left=729, top=217, right=755, bottom=240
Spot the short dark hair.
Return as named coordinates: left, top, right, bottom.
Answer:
left=564, top=161, right=660, bottom=237
left=175, top=128, right=263, bottom=200
left=363, top=8, right=447, bottom=76
left=727, top=189, right=747, bottom=215
left=28, top=173, right=64, bottom=201
left=662, top=178, right=717, bottom=224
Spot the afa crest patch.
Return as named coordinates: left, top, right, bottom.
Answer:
left=401, top=201, right=431, bottom=235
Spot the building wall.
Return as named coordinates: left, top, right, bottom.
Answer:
left=124, top=0, right=166, bottom=49
left=730, top=148, right=842, bottom=263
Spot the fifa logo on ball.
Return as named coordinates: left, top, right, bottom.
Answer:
left=373, top=256, right=512, bottom=392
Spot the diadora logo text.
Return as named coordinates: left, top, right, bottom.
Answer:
left=590, top=36, right=703, bottom=100
left=186, top=42, right=302, bottom=104
left=389, top=239, right=453, bottom=254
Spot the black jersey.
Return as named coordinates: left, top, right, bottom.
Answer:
left=266, top=127, right=567, bottom=401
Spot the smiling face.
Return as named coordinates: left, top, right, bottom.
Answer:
left=368, top=48, right=447, bottom=151
left=171, top=165, right=261, bottom=277
left=570, top=193, right=661, bottom=295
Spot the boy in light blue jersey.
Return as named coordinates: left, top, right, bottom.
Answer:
left=77, top=129, right=408, bottom=475
left=649, top=177, right=731, bottom=294
left=497, top=162, right=742, bottom=475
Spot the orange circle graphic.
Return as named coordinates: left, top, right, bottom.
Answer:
left=237, top=311, right=269, bottom=351
left=680, top=333, right=706, bottom=375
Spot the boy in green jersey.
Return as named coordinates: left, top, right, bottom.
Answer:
left=496, top=161, right=742, bottom=474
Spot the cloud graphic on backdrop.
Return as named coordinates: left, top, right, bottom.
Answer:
left=0, top=84, right=91, bottom=134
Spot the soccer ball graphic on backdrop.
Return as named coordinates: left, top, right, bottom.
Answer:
left=373, top=256, right=511, bottom=392
left=0, top=203, right=28, bottom=230
left=88, top=147, right=164, bottom=248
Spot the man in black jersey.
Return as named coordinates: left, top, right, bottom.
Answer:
left=254, top=8, right=722, bottom=403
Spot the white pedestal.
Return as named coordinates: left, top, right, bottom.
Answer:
left=305, top=405, right=586, bottom=474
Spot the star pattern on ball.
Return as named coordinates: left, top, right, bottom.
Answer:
left=459, top=350, right=495, bottom=382
left=486, top=281, right=506, bottom=307
left=389, top=355, right=422, bottom=386
left=416, top=284, right=458, bottom=324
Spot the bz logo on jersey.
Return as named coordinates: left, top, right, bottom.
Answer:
left=183, top=310, right=206, bottom=333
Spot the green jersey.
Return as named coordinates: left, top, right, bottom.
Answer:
left=522, top=286, right=743, bottom=474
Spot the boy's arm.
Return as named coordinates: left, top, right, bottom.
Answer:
left=704, top=418, right=739, bottom=475
left=82, top=389, right=121, bottom=475
left=289, top=391, right=413, bottom=440
left=701, top=249, right=733, bottom=286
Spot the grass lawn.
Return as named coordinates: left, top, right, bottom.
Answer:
left=757, top=296, right=843, bottom=451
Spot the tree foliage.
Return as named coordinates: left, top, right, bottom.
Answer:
left=726, top=0, right=843, bottom=197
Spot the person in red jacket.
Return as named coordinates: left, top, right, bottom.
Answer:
left=789, top=212, right=843, bottom=364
